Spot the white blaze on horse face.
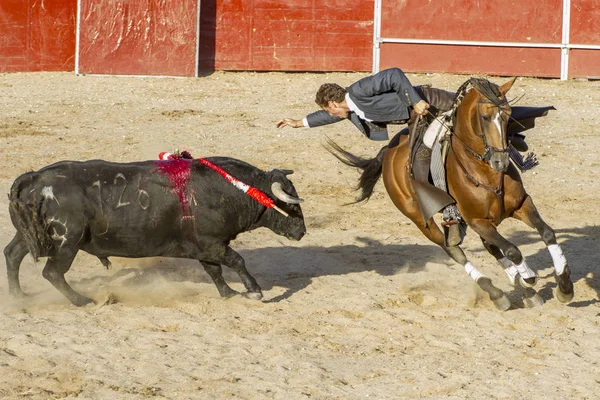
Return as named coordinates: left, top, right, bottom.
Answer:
left=492, top=112, right=503, bottom=139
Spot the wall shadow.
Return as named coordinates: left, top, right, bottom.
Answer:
left=197, top=0, right=216, bottom=75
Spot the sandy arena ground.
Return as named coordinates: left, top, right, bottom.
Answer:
left=0, top=71, right=599, bottom=399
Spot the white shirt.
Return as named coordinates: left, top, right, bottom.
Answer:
left=345, top=93, right=373, bottom=121
left=302, top=92, right=372, bottom=127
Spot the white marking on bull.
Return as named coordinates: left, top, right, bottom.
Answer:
left=47, top=217, right=68, bottom=248
left=138, top=189, right=150, bottom=210
left=41, top=186, right=61, bottom=206
left=92, top=181, right=104, bottom=215
left=114, top=173, right=132, bottom=209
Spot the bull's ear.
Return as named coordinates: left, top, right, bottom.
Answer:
left=499, top=77, right=517, bottom=95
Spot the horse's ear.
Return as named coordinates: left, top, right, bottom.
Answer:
left=499, top=77, right=517, bottom=95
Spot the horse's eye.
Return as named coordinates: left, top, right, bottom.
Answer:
left=482, top=115, right=492, bottom=122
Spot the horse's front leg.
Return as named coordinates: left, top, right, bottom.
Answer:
left=513, top=195, right=574, bottom=303
left=481, top=237, right=544, bottom=308
left=470, top=217, right=538, bottom=286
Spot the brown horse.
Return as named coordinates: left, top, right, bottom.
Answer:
left=327, top=77, right=574, bottom=310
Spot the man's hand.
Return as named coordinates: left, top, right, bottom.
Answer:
left=276, top=118, right=302, bottom=128
left=413, top=100, right=430, bottom=116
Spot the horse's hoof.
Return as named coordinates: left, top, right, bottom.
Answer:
left=555, top=266, right=574, bottom=303
left=523, top=293, right=545, bottom=308
left=519, top=276, right=538, bottom=288
left=491, top=294, right=511, bottom=311
left=242, top=291, right=263, bottom=300
left=556, top=287, right=574, bottom=303
left=72, top=296, right=95, bottom=307
left=9, top=289, right=27, bottom=299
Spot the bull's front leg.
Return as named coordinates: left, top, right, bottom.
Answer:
left=199, top=261, right=239, bottom=298
left=224, top=247, right=263, bottom=300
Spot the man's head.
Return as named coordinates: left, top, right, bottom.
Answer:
left=315, top=83, right=349, bottom=118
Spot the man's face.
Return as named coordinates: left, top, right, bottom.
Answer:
left=322, top=101, right=349, bottom=118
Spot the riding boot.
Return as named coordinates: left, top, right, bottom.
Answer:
left=444, top=222, right=462, bottom=247
left=442, top=205, right=463, bottom=247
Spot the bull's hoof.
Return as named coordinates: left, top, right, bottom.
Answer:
left=242, top=291, right=263, bottom=300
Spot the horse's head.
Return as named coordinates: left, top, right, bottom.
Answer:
left=456, top=77, right=515, bottom=172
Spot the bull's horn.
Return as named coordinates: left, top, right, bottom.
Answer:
left=271, top=182, right=303, bottom=204
left=268, top=168, right=294, bottom=175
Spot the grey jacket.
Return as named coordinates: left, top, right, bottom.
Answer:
left=305, top=68, right=423, bottom=141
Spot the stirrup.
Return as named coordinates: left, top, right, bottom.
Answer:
left=441, top=219, right=459, bottom=227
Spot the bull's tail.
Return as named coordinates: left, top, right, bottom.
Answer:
left=324, top=138, right=388, bottom=203
left=8, top=175, right=53, bottom=261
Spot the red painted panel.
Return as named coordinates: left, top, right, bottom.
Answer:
left=254, top=0, right=312, bottom=10
left=570, top=0, right=600, bottom=44
left=201, top=0, right=373, bottom=71
left=0, top=0, right=76, bottom=72
left=569, top=49, right=600, bottom=79
left=381, top=0, right=563, bottom=43
left=379, top=43, right=561, bottom=78
left=78, top=0, right=198, bottom=76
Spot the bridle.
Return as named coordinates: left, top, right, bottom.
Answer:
left=448, top=80, right=512, bottom=217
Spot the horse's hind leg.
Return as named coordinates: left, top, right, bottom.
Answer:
left=3, top=234, right=29, bottom=298
left=513, top=195, right=574, bottom=303
left=481, top=237, right=544, bottom=308
left=411, top=215, right=510, bottom=310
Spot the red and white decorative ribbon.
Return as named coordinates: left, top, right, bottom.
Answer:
left=158, top=151, right=288, bottom=217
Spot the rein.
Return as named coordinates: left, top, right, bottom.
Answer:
left=447, top=80, right=510, bottom=217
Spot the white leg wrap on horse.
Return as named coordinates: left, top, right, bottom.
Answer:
left=464, top=261, right=486, bottom=282
left=498, top=257, right=513, bottom=268
left=548, top=244, right=567, bottom=276
left=515, top=259, right=536, bottom=279
left=504, top=265, right=519, bottom=286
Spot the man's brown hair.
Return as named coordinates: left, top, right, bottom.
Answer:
left=315, top=83, right=346, bottom=108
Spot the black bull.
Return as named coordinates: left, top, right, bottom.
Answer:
left=4, top=157, right=306, bottom=306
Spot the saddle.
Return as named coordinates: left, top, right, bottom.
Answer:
left=399, top=86, right=554, bottom=225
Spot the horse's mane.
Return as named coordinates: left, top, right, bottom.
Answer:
left=452, top=77, right=506, bottom=109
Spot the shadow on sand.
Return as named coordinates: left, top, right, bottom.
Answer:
left=68, top=224, right=600, bottom=307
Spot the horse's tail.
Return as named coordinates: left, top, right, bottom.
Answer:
left=324, top=138, right=388, bottom=203
left=8, top=173, right=53, bottom=261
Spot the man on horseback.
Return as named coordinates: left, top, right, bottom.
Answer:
left=276, top=67, right=464, bottom=245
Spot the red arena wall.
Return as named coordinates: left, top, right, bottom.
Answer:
left=198, top=0, right=373, bottom=71
left=77, top=0, right=199, bottom=76
left=1, top=0, right=598, bottom=78
left=376, top=0, right=600, bottom=79
left=0, top=0, right=76, bottom=72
